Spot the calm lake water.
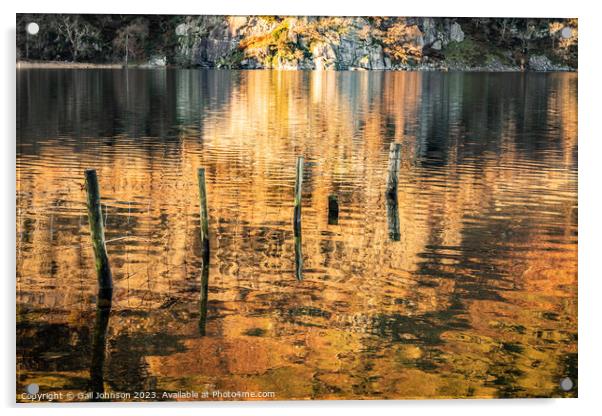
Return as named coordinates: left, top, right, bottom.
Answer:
left=16, top=69, right=577, bottom=400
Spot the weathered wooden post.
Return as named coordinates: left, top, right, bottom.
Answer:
left=385, top=144, right=402, bottom=241
left=85, top=169, right=113, bottom=291
left=294, top=157, right=304, bottom=281
left=197, top=168, right=210, bottom=261
left=386, top=143, right=402, bottom=199
left=328, top=194, right=339, bottom=225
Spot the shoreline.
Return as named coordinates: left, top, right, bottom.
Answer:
left=15, top=60, right=577, bottom=73
left=17, top=61, right=124, bottom=69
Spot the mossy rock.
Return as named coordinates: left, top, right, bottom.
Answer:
left=442, top=38, right=488, bottom=66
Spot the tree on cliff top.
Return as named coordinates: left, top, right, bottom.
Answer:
left=113, top=18, right=150, bottom=64
left=55, top=15, right=101, bottom=62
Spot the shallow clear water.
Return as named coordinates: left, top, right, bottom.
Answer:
left=16, top=69, right=577, bottom=400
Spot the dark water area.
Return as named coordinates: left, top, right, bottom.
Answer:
left=16, top=68, right=577, bottom=400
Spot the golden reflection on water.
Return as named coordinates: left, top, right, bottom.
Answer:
left=16, top=69, right=577, bottom=400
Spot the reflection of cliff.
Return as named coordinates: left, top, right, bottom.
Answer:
left=17, top=70, right=577, bottom=400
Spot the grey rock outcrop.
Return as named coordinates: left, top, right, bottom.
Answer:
left=450, top=22, right=465, bottom=43
left=170, top=16, right=576, bottom=71
left=528, top=55, right=569, bottom=71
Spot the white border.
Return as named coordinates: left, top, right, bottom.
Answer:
left=2, top=1, right=599, bottom=415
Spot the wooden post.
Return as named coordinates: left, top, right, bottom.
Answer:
left=328, top=194, right=339, bottom=225
left=85, top=169, right=113, bottom=291
left=197, top=168, right=210, bottom=260
left=386, top=143, right=402, bottom=199
left=294, top=157, right=303, bottom=280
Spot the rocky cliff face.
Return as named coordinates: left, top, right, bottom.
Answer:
left=172, top=16, right=577, bottom=71
left=16, top=15, right=577, bottom=71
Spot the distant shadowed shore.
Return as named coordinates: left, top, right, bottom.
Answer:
left=15, top=60, right=576, bottom=72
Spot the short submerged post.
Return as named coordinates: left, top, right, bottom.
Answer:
left=328, top=194, right=339, bottom=225
left=85, top=169, right=113, bottom=291
left=197, top=168, right=210, bottom=260
left=386, top=143, right=402, bottom=199
left=294, top=157, right=304, bottom=281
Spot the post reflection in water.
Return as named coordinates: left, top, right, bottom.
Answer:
left=89, top=289, right=112, bottom=399
left=294, top=233, right=303, bottom=282
left=198, top=255, right=210, bottom=336
left=16, top=69, right=577, bottom=400
left=293, top=156, right=304, bottom=281
left=386, top=195, right=401, bottom=242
